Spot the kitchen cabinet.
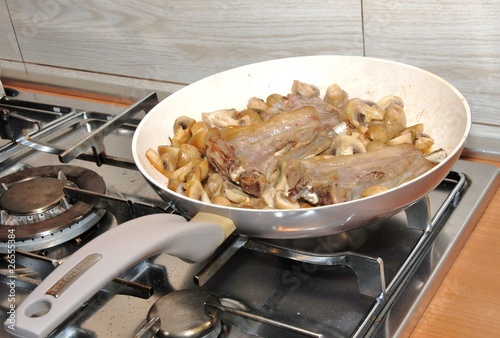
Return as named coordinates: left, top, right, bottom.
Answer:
left=0, top=0, right=22, bottom=61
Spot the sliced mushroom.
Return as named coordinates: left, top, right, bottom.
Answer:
left=173, top=116, right=196, bottom=133
left=332, top=135, right=367, bottom=156
left=185, top=178, right=211, bottom=203
left=291, top=80, right=320, bottom=98
left=171, top=159, right=199, bottom=182
left=344, top=99, right=385, bottom=128
left=160, top=152, right=178, bottom=172
left=190, top=129, right=208, bottom=153
left=414, top=132, right=434, bottom=153
left=383, top=103, right=407, bottom=138
left=177, top=144, right=202, bottom=168
left=211, top=194, right=232, bottom=206
left=224, top=186, right=250, bottom=205
left=236, top=109, right=263, bottom=125
left=261, top=187, right=277, bottom=208
left=146, top=148, right=169, bottom=176
left=158, top=145, right=179, bottom=158
left=366, top=140, right=386, bottom=152
left=190, top=121, right=207, bottom=135
left=351, top=130, right=371, bottom=147
left=360, top=185, right=389, bottom=197
left=190, top=160, right=209, bottom=182
left=274, top=191, right=301, bottom=209
left=324, top=83, right=349, bottom=107
left=247, top=97, right=268, bottom=111
left=204, top=173, right=224, bottom=198
left=386, top=132, right=413, bottom=146
left=425, top=148, right=447, bottom=163
left=377, top=95, right=404, bottom=111
left=365, top=124, right=390, bottom=143
left=266, top=93, right=286, bottom=106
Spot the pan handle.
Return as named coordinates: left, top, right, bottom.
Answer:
left=5, top=213, right=235, bottom=338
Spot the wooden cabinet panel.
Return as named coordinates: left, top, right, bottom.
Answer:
left=5, top=0, right=363, bottom=84
left=363, top=0, right=500, bottom=126
left=0, top=0, right=22, bottom=61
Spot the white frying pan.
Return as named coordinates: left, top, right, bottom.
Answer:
left=133, top=55, right=470, bottom=238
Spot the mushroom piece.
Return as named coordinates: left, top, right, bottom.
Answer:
left=185, top=178, right=211, bottom=203
left=266, top=93, right=286, bottom=106
left=291, top=80, right=320, bottom=98
left=171, top=116, right=196, bottom=147
left=344, top=99, right=385, bottom=128
left=386, top=132, right=413, bottom=146
left=158, top=145, right=179, bottom=158
left=160, top=152, right=177, bottom=172
left=204, top=173, right=224, bottom=198
left=425, top=148, right=447, bottom=163
left=332, top=135, right=367, bottom=156
left=146, top=148, right=169, bottom=176
left=324, top=83, right=349, bottom=107
left=383, top=103, right=407, bottom=138
left=360, top=185, right=390, bottom=198
left=247, top=97, right=268, bottom=112
left=177, top=144, right=202, bottom=168
left=366, top=140, right=386, bottom=152
left=224, top=186, right=250, bottom=205
left=377, top=95, right=404, bottom=111
left=413, top=132, right=435, bottom=153
left=173, top=116, right=196, bottom=133
left=274, top=191, right=301, bottom=209
left=188, top=160, right=209, bottom=183
left=190, top=121, right=206, bottom=135
left=364, top=124, right=390, bottom=143
left=211, top=194, right=232, bottom=206
left=190, top=128, right=208, bottom=153
left=171, top=159, right=199, bottom=182
left=236, top=109, right=263, bottom=125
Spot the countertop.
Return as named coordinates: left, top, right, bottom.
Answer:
left=411, top=158, right=500, bottom=337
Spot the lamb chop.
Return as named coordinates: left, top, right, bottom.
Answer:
left=282, top=144, right=436, bottom=205
left=205, top=105, right=344, bottom=197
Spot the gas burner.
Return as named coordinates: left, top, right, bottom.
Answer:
left=147, top=289, right=222, bottom=338
left=0, top=165, right=106, bottom=252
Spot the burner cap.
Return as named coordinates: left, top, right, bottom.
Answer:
left=148, top=289, right=221, bottom=338
left=1, top=177, right=68, bottom=215
left=0, top=165, right=106, bottom=252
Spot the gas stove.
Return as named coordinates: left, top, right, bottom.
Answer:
left=0, top=84, right=498, bottom=338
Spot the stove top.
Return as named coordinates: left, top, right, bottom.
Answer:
left=0, top=87, right=498, bottom=338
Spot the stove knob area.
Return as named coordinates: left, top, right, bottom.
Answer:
left=3, top=212, right=235, bottom=338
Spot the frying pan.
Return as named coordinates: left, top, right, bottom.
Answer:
left=133, top=55, right=470, bottom=238
left=7, top=56, right=470, bottom=338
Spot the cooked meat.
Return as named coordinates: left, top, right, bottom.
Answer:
left=205, top=105, right=345, bottom=197
left=283, top=144, right=436, bottom=205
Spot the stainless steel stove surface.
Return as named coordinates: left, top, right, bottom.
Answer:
left=0, top=87, right=498, bottom=338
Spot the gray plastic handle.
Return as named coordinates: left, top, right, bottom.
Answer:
left=5, top=213, right=235, bottom=338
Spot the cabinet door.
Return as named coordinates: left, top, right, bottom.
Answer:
left=0, top=0, right=22, bottom=61
left=6, top=0, right=363, bottom=84
left=363, top=0, right=500, bottom=128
